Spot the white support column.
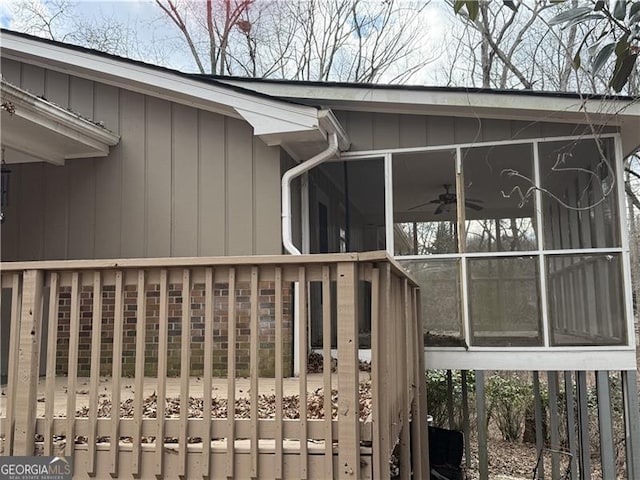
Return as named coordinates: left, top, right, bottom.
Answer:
left=533, top=141, right=551, bottom=347
left=384, top=153, right=394, bottom=256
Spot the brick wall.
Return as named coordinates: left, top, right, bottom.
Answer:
left=54, top=281, right=293, bottom=378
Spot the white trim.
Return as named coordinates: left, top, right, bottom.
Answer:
left=425, top=347, right=637, bottom=371
left=534, top=141, right=551, bottom=347
left=338, top=133, right=620, bottom=160
left=384, top=154, right=394, bottom=256
left=616, top=135, right=637, bottom=347
left=217, top=79, right=640, bottom=125
left=1, top=32, right=322, bottom=141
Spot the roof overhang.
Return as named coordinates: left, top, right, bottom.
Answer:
left=218, top=79, right=640, bottom=157
left=1, top=79, right=120, bottom=165
left=0, top=31, right=337, bottom=154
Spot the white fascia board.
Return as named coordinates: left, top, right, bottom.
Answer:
left=219, top=79, right=640, bottom=125
left=1, top=33, right=321, bottom=138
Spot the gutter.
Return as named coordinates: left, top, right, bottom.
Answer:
left=282, top=109, right=348, bottom=254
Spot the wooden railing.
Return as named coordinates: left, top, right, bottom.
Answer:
left=0, top=252, right=427, bottom=479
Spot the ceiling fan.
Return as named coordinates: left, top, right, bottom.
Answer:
left=408, top=184, right=484, bottom=215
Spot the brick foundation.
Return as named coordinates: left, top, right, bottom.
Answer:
left=54, top=282, right=293, bottom=378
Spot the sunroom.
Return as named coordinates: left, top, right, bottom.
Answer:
left=305, top=132, right=635, bottom=371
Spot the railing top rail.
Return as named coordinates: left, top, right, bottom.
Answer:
left=0, top=251, right=419, bottom=286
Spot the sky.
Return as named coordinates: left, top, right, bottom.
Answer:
left=0, top=0, right=452, bottom=82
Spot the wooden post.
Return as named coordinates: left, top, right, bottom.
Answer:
left=337, top=261, right=360, bottom=479
left=13, top=269, right=44, bottom=456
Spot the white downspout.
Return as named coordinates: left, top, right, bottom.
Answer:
left=282, top=132, right=339, bottom=255
left=282, top=131, right=339, bottom=376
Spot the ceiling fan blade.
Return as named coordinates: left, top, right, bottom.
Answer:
left=465, top=201, right=483, bottom=211
left=434, top=204, right=445, bottom=215
left=466, top=197, right=484, bottom=203
left=408, top=202, right=433, bottom=211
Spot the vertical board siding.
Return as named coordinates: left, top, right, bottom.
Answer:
left=94, top=84, right=122, bottom=259
left=253, top=137, right=281, bottom=254
left=20, top=64, right=45, bottom=96
left=226, top=117, right=254, bottom=255
left=145, top=97, right=172, bottom=258
left=120, top=90, right=146, bottom=258
left=17, top=163, right=44, bottom=260
left=67, top=160, right=96, bottom=259
left=198, top=111, right=226, bottom=255
left=171, top=104, right=199, bottom=257
left=44, top=70, right=70, bottom=110
left=2, top=62, right=283, bottom=262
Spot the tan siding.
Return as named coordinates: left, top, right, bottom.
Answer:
left=69, top=76, right=94, bottom=119
left=145, top=97, right=172, bottom=258
left=226, top=117, right=254, bottom=255
left=94, top=86, right=122, bottom=259
left=373, top=113, right=399, bottom=150
left=346, top=111, right=374, bottom=151
left=20, top=64, right=45, bottom=96
left=120, top=90, right=146, bottom=258
left=17, top=163, right=44, bottom=260
left=198, top=111, right=226, bottom=256
left=253, top=137, right=281, bottom=254
left=67, top=160, right=96, bottom=259
left=171, top=103, right=199, bottom=257
left=44, top=70, right=70, bottom=107
left=1, top=58, right=21, bottom=85
left=399, top=114, right=427, bottom=148
left=43, top=165, right=68, bottom=260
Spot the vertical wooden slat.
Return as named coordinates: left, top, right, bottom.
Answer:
left=13, top=270, right=44, bottom=456
left=596, top=371, right=615, bottom=479
left=336, top=261, right=360, bottom=479
left=415, top=285, right=430, bottom=478
left=202, top=268, right=214, bottom=477
left=576, top=370, right=591, bottom=479
left=109, top=270, right=124, bottom=475
left=377, top=264, right=391, bottom=478
left=274, top=267, right=284, bottom=480
left=533, top=371, right=545, bottom=480
left=564, top=371, right=578, bottom=480
left=409, top=286, right=424, bottom=480
left=44, top=273, right=59, bottom=457
left=178, top=269, right=191, bottom=477
left=476, top=370, right=488, bottom=480
left=399, top=279, right=411, bottom=480
left=87, top=271, right=103, bottom=473
left=155, top=269, right=169, bottom=477
left=226, top=267, right=237, bottom=480
left=249, top=266, right=259, bottom=479
left=461, top=370, right=471, bottom=469
left=548, top=371, right=560, bottom=479
left=132, top=270, right=146, bottom=476
left=5, top=273, right=22, bottom=455
left=322, top=265, right=334, bottom=478
left=298, top=267, right=308, bottom=479
left=66, top=272, right=81, bottom=457
left=622, top=369, right=640, bottom=480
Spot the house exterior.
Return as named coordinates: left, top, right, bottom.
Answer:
left=1, top=29, right=640, bottom=479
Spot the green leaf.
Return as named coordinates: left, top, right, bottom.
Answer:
left=573, top=51, right=581, bottom=69
left=453, top=0, right=466, bottom=14
left=630, top=2, right=640, bottom=22
left=466, top=0, right=479, bottom=21
left=594, top=0, right=606, bottom=11
left=592, top=42, right=616, bottom=74
left=609, top=53, right=637, bottom=92
left=613, top=0, right=628, bottom=20
left=615, top=34, right=630, bottom=56
left=503, top=0, right=518, bottom=12
left=548, top=6, right=593, bottom=26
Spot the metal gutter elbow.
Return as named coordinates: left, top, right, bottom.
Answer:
left=282, top=131, right=339, bottom=255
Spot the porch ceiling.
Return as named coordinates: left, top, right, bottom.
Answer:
left=1, top=79, right=120, bottom=165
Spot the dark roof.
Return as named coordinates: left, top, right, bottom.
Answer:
left=0, top=29, right=315, bottom=109
left=3, top=28, right=637, bottom=103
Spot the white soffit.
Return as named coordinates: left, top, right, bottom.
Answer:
left=1, top=79, right=120, bottom=165
left=0, top=32, right=322, bottom=141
